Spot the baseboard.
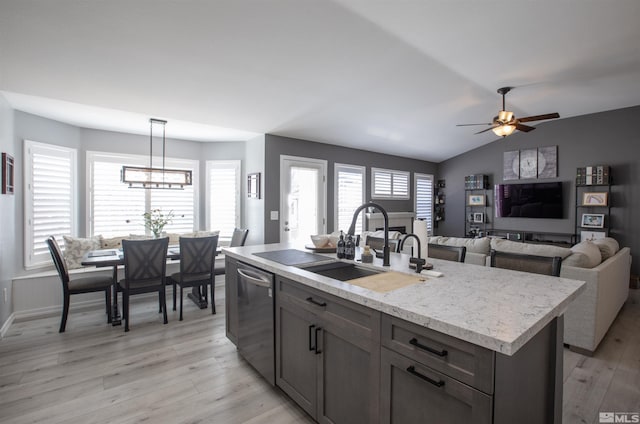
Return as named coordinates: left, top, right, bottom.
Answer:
left=0, top=313, right=15, bottom=339
left=12, top=298, right=107, bottom=323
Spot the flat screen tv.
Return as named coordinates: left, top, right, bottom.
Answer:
left=495, top=182, right=563, bottom=218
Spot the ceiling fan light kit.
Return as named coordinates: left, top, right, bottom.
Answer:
left=458, top=86, right=560, bottom=138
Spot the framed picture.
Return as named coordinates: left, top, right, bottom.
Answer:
left=581, top=213, right=605, bottom=228
left=473, top=212, right=484, bottom=223
left=468, top=194, right=485, bottom=206
left=537, top=146, right=558, bottom=179
left=519, top=148, right=538, bottom=179
left=582, top=192, right=608, bottom=206
left=247, top=172, right=261, bottom=199
left=581, top=230, right=606, bottom=241
left=2, top=153, right=14, bottom=195
left=503, top=150, right=519, bottom=180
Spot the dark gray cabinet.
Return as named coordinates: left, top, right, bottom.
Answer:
left=275, top=277, right=380, bottom=424
left=224, top=256, right=239, bottom=345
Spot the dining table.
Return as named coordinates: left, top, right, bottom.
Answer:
left=81, top=246, right=219, bottom=325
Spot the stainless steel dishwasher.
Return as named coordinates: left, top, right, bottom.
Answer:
left=236, top=262, right=275, bottom=385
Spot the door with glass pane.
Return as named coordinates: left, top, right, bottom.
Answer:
left=280, top=156, right=327, bottom=243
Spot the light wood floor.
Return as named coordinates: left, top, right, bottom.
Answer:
left=1, top=283, right=638, bottom=424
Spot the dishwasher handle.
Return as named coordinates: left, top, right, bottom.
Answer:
left=237, top=268, right=272, bottom=288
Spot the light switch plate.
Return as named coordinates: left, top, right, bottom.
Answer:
left=270, top=211, right=279, bottom=220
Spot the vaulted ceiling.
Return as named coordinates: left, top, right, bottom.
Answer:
left=1, top=0, right=639, bottom=162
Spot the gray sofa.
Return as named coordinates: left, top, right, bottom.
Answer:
left=428, top=235, right=631, bottom=354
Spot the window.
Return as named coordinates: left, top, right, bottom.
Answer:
left=334, top=163, right=365, bottom=234
left=24, top=140, right=77, bottom=269
left=414, top=173, right=434, bottom=234
left=371, top=167, right=409, bottom=199
left=88, top=152, right=198, bottom=238
left=206, top=160, right=241, bottom=240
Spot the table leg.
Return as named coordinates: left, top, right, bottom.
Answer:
left=187, top=286, right=208, bottom=309
left=111, top=266, right=122, bottom=326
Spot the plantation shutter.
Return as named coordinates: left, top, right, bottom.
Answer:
left=372, top=168, right=409, bottom=199
left=335, top=164, right=365, bottom=234
left=415, top=173, right=434, bottom=233
left=207, top=161, right=241, bottom=239
left=24, top=140, right=77, bottom=268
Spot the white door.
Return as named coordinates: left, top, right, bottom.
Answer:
left=280, top=156, right=327, bottom=243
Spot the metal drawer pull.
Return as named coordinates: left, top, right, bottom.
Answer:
left=406, top=366, right=445, bottom=388
left=314, top=327, right=322, bottom=354
left=308, top=325, right=316, bottom=351
left=409, top=338, right=448, bottom=357
left=306, top=297, right=327, bottom=307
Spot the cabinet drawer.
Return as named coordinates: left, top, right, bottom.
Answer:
left=277, top=277, right=379, bottom=337
left=380, top=347, right=492, bottom=424
left=381, top=314, right=494, bottom=394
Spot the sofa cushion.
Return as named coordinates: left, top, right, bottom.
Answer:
left=63, top=235, right=103, bottom=269
left=490, top=238, right=572, bottom=259
left=101, top=236, right=124, bottom=249
left=437, top=236, right=490, bottom=254
left=563, top=241, right=602, bottom=268
left=592, top=237, right=620, bottom=261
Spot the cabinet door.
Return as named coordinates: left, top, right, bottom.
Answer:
left=318, top=323, right=379, bottom=424
left=276, top=296, right=318, bottom=419
left=224, top=257, right=239, bottom=344
left=380, top=347, right=492, bottom=424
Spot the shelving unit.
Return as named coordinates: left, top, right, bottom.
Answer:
left=575, top=166, right=612, bottom=242
left=464, top=174, right=491, bottom=238
left=434, top=179, right=445, bottom=229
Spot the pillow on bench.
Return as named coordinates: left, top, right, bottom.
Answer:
left=63, top=235, right=103, bottom=269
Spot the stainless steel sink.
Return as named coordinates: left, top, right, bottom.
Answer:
left=300, top=261, right=384, bottom=281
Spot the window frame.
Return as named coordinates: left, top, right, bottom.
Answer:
left=24, top=140, right=78, bottom=269
left=371, top=167, right=410, bottom=200
left=86, top=151, right=199, bottom=238
left=334, top=163, right=366, bottom=234
left=205, top=159, right=241, bottom=243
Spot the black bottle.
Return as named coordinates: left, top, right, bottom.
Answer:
left=345, top=234, right=355, bottom=260
left=337, top=232, right=345, bottom=259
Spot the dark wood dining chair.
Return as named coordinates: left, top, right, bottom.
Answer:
left=168, top=235, right=219, bottom=320
left=428, top=244, right=467, bottom=263
left=46, top=236, right=113, bottom=333
left=119, top=237, right=169, bottom=332
left=490, top=249, right=563, bottom=277
left=214, top=228, right=249, bottom=276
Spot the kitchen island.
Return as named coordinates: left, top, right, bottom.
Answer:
left=224, top=242, right=585, bottom=424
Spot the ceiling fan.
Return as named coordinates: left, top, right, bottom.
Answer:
left=457, top=87, right=560, bottom=137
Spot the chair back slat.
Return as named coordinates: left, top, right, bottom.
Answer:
left=122, top=238, right=169, bottom=285
left=490, top=249, right=562, bottom=277
left=428, top=244, right=467, bottom=263
left=230, top=228, right=249, bottom=247
left=365, top=236, right=400, bottom=253
left=180, top=235, right=218, bottom=276
left=46, top=236, right=70, bottom=284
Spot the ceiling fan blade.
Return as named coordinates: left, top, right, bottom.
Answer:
left=474, top=126, right=497, bottom=135
left=518, top=113, right=560, bottom=123
left=515, top=123, right=536, bottom=132
left=456, top=123, right=492, bottom=127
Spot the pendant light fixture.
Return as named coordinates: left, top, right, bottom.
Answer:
left=121, top=118, right=192, bottom=189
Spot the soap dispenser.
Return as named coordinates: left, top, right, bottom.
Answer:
left=345, top=234, right=355, bottom=260
left=336, top=231, right=345, bottom=259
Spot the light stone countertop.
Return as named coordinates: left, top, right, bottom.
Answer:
left=224, top=242, right=586, bottom=356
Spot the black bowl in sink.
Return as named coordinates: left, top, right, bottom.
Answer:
left=302, top=261, right=384, bottom=281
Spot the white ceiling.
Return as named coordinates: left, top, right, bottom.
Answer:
left=1, top=0, right=639, bottom=162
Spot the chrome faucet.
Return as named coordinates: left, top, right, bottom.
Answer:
left=399, top=233, right=427, bottom=273
left=348, top=202, right=390, bottom=266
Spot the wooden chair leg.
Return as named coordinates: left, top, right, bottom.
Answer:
left=161, top=288, right=168, bottom=325
left=211, top=282, right=216, bottom=315
left=179, top=286, right=184, bottom=321
left=59, top=292, right=70, bottom=333
left=123, top=291, right=130, bottom=332
left=172, top=281, right=177, bottom=311
left=106, top=288, right=112, bottom=324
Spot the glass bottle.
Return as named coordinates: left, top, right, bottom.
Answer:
left=337, top=231, right=345, bottom=259
left=345, top=234, right=355, bottom=260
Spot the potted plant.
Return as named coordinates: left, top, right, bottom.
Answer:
left=142, top=209, right=174, bottom=238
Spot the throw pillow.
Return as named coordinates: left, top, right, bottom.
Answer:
left=490, top=238, right=572, bottom=259
left=63, top=235, right=103, bottom=269
left=592, top=237, right=620, bottom=261
left=101, top=236, right=125, bottom=249
left=438, top=236, right=490, bottom=254
left=564, top=241, right=601, bottom=268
